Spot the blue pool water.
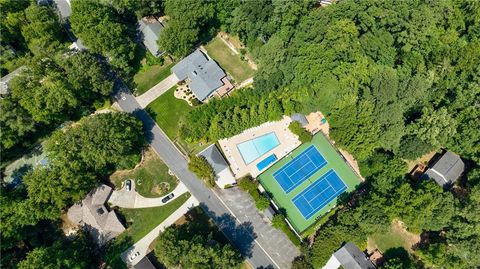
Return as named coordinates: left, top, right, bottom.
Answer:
left=237, top=132, right=280, bottom=164
left=256, top=154, right=278, bottom=171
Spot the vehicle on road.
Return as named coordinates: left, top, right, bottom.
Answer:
left=126, top=180, right=132, bottom=191
left=128, top=251, right=140, bottom=262
left=162, top=193, right=175, bottom=203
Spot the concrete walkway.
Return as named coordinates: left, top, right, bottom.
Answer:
left=121, top=195, right=199, bottom=266
left=109, top=181, right=188, bottom=208
left=238, top=77, right=253, bottom=88
left=136, top=74, right=179, bottom=108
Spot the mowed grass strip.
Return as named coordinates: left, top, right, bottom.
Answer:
left=119, top=192, right=191, bottom=242
left=134, top=61, right=174, bottom=95
left=258, top=133, right=361, bottom=233
left=204, top=37, right=255, bottom=83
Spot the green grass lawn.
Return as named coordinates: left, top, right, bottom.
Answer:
left=258, top=133, right=362, bottom=233
left=110, top=148, right=178, bottom=198
left=146, top=88, right=207, bottom=154
left=204, top=37, right=255, bottom=83
left=119, top=192, right=190, bottom=243
left=133, top=59, right=174, bottom=96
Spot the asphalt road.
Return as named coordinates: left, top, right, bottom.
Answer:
left=114, top=87, right=281, bottom=268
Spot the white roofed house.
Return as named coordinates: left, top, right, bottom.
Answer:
left=67, top=184, right=125, bottom=246
left=198, top=144, right=236, bottom=189
left=171, top=49, right=233, bottom=102
left=138, top=18, right=165, bottom=57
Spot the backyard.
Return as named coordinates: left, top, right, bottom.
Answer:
left=204, top=37, right=255, bottom=83
left=146, top=88, right=206, bottom=154
left=368, top=219, right=421, bottom=254
left=133, top=56, right=174, bottom=96
left=110, top=147, right=178, bottom=198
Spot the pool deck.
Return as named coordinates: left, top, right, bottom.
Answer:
left=218, top=116, right=301, bottom=179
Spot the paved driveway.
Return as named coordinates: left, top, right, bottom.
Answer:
left=109, top=181, right=188, bottom=208
left=136, top=74, right=179, bottom=108
left=122, top=195, right=199, bottom=266
left=114, top=85, right=299, bottom=268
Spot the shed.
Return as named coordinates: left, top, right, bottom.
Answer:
left=291, top=113, right=309, bottom=127
left=172, top=50, right=228, bottom=101
left=198, top=144, right=236, bottom=188
left=424, top=151, right=464, bottom=187
left=138, top=18, right=164, bottom=57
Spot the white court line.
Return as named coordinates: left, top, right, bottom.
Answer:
left=284, top=152, right=327, bottom=193
left=273, top=145, right=315, bottom=177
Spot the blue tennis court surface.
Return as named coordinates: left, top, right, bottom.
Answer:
left=273, top=145, right=327, bottom=193
left=292, top=169, right=347, bottom=219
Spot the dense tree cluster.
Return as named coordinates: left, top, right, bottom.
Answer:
left=70, top=0, right=137, bottom=74
left=188, top=155, right=215, bottom=187
left=155, top=217, right=243, bottom=268
left=288, top=121, right=312, bottom=143
left=237, top=176, right=270, bottom=211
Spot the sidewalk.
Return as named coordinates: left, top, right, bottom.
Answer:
left=121, top=195, right=199, bottom=266
left=136, top=74, right=179, bottom=108
left=109, top=181, right=188, bottom=208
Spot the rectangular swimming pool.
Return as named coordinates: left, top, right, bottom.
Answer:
left=256, top=154, right=278, bottom=171
left=237, top=132, right=280, bottom=164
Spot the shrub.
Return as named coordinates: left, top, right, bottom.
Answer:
left=289, top=121, right=312, bottom=143
left=272, top=214, right=302, bottom=246
left=188, top=155, right=215, bottom=188
left=238, top=176, right=270, bottom=211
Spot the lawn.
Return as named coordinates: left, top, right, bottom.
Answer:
left=133, top=58, right=174, bottom=96
left=369, top=219, right=420, bottom=253
left=119, top=192, right=191, bottom=243
left=110, top=147, right=178, bottom=198
left=204, top=37, right=255, bottom=83
left=146, top=88, right=207, bottom=154
left=258, top=133, right=362, bottom=233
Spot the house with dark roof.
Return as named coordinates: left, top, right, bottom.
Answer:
left=323, top=242, right=376, bottom=269
left=1, top=66, right=26, bottom=97
left=198, top=144, right=236, bottom=188
left=424, top=150, right=464, bottom=187
left=134, top=255, right=156, bottom=269
left=67, top=185, right=125, bottom=246
left=138, top=18, right=164, bottom=57
left=172, top=50, right=233, bottom=102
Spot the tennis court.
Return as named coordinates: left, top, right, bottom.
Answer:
left=292, top=169, right=347, bottom=219
left=273, top=145, right=327, bottom=193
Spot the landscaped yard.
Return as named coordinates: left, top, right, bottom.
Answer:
left=204, top=37, right=255, bottom=83
left=133, top=57, right=174, bottom=96
left=146, top=88, right=207, bottom=154
left=368, top=219, right=420, bottom=253
left=110, top=147, right=178, bottom=198
left=118, top=192, right=191, bottom=243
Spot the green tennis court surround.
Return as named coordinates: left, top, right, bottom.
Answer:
left=258, top=133, right=361, bottom=233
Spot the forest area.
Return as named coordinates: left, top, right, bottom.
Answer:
left=1, top=0, right=479, bottom=268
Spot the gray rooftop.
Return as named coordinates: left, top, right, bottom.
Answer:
left=171, top=50, right=226, bottom=101
left=291, top=113, right=308, bottom=127
left=67, top=184, right=125, bottom=246
left=1, top=66, right=26, bottom=95
left=53, top=0, right=71, bottom=19
left=138, top=19, right=164, bottom=57
left=424, top=151, right=464, bottom=187
left=198, top=144, right=229, bottom=175
left=134, top=255, right=156, bottom=269
left=333, top=242, right=376, bottom=269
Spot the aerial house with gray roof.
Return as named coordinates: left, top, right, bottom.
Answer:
left=172, top=49, right=233, bottom=102
left=424, top=150, right=464, bottom=187
left=138, top=18, right=165, bottom=57
left=198, top=144, right=236, bottom=188
left=323, top=242, right=376, bottom=269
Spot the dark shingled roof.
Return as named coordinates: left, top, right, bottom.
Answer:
left=424, top=151, right=464, bottom=187
left=198, top=144, right=229, bottom=175
left=171, top=50, right=226, bottom=101
left=134, top=255, right=156, bottom=269
left=333, top=242, right=376, bottom=269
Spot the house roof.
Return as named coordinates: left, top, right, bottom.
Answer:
left=424, top=151, right=464, bottom=186
left=171, top=50, right=226, bottom=101
left=198, top=144, right=229, bottom=175
left=138, top=19, right=164, bottom=57
left=333, top=242, right=376, bottom=269
left=134, top=255, right=156, bottom=269
left=291, top=113, right=309, bottom=127
left=53, top=0, right=71, bottom=19
left=67, top=184, right=125, bottom=246
left=1, top=66, right=26, bottom=95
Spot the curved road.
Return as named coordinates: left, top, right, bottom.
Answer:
left=114, top=85, right=299, bottom=268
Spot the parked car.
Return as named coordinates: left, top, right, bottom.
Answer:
left=162, top=193, right=175, bottom=203
left=125, top=180, right=132, bottom=191
left=128, top=251, right=140, bottom=262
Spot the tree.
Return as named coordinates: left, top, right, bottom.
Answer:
left=396, top=135, right=433, bottom=160
left=188, top=155, right=215, bottom=187
left=410, top=107, right=457, bottom=148
left=0, top=97, right=35, bottom=149
left=288, top=121, right=312, bottom=143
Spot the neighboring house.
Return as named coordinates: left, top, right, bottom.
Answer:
left=0, top=66, right=26, bottom=97
left=67, top=184, right=125, bottom=246
left=138, top=18, right=164, bottom=57
left=198, top=144, right=236, bottom=189
left=291, top=113, right=309, bottom=127
left=134, top=255, right=156, bottom=269
left=424, top=150, right=464, bottom=187
left=172, top=50, right=233, bottom=102
left=324, top=242, right=376, bottom=269
left=53, top=0, right=86, bottom=51
left=53, top=0, right=71, bottom=19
